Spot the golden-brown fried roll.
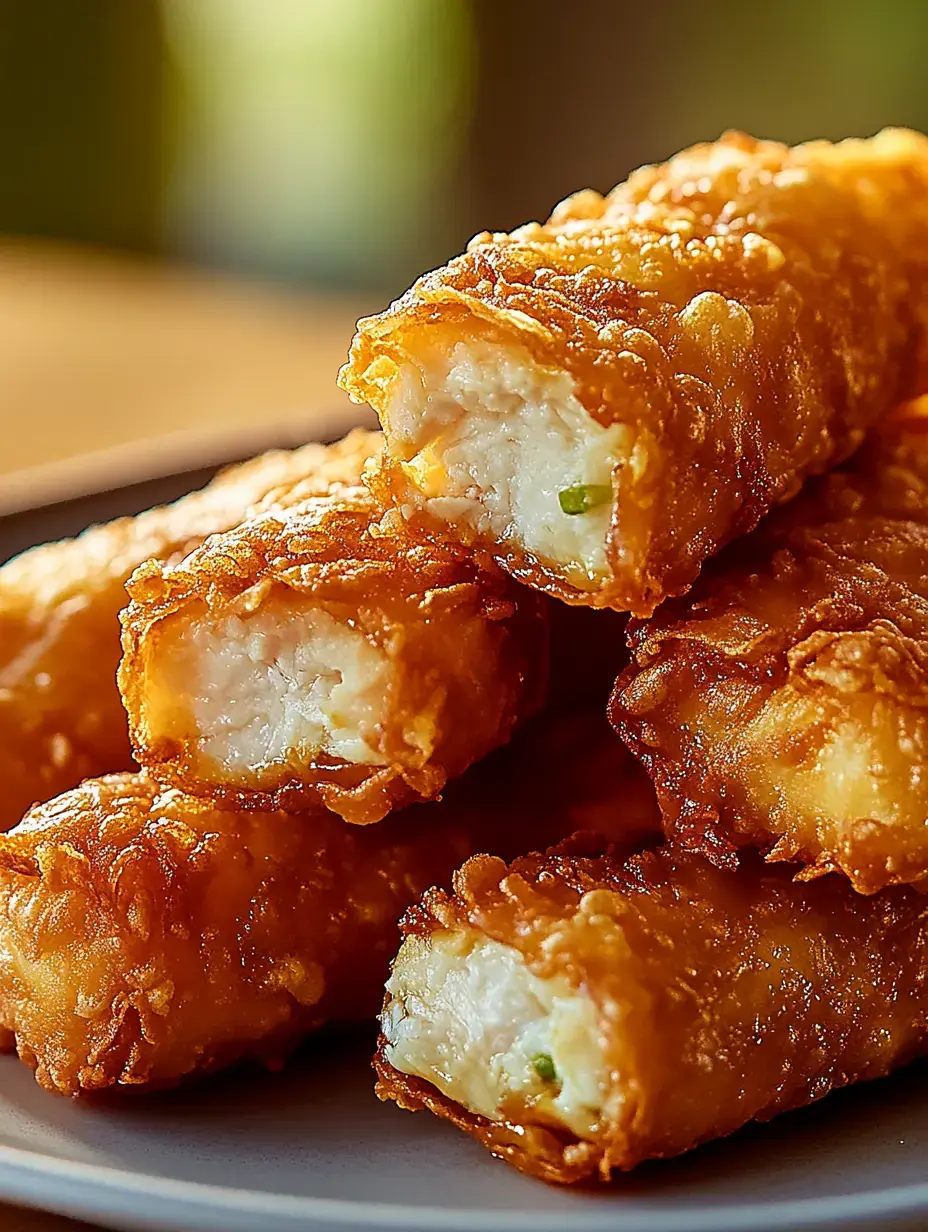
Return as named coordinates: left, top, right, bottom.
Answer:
left=0, top=432, right=376, bottom=833
left=376, top=843, right=928, bottom=1184
left=611, top=408, right=928, bottom=893
left=339, top=129, right=928, bottom=615
left=0, top=708, right=658, bottom=1095
left=120, top=474, right=548, bottom=825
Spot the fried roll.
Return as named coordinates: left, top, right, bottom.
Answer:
left=0, top=709, right=658, bottom=1095
left=120, top=463, right=547, bottom=826
left=376, top=844, right=928, bottom=1184
left=339, top=129, right=928, bottom=615
left=0, top=433, right=372, bottom=833
left=611, top=409, right=928, bottom=893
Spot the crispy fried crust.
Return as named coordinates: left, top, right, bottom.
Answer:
left=120, top=476, right=548, bottom=826
left=375, top=844, right=928, bottom=1183
left=0, top=433, right=375, bottom=833
left=610, top=409, right=928, bottom=893
left=340, top=129, right=928, bottom=614
left=0, top=708, right=658, bottom=1095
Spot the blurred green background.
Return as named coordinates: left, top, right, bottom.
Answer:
left=3, top=0, right=927, bottom=295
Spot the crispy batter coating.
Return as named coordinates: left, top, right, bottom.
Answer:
left=0, top=708, right=658, bottom=1095
left=611, top=409, right=928, bottom=893
left=375, top=844, right=928, bottom=1183
left=120, top=464, right=548, bottom=824
left=340, top=129, right=928, bottom=614
left=0, top=433, right=376, bottom=833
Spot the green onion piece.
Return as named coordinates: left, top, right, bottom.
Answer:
left=558, top=484, right=612, bottom=515
left=532, top=1053, right=558, bottom=1083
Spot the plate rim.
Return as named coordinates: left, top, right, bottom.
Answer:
left=2, top=1137, right=928, bottom=1232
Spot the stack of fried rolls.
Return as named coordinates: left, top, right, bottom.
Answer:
left=0, top=710, right=657, bottom=1095
left=3, top=128, right=928, bottom=1190
left=361, top=130, right=928, bottom=1180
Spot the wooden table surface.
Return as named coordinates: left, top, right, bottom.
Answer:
left=0, top=239, right=377, bottom=515
left=0, top=240, right=380, bottom=1230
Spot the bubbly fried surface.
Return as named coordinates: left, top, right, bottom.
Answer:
left=0, top=708, right=657, bottom=1095
left=340, top=129, right=928, bottom=614
left=0, top=434, right=375, bottom=833
left=611, top=410, right=928, bottom=893
left=120, top=469, right=548, bottom=825
left=375, top=844, right=928, bottom=1183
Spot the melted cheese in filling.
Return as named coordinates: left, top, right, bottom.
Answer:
left=382, top=931, right=610, bottom=1140
left=384, top=340, right=632, bottom=590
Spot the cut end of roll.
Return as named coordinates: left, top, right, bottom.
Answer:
left=132, top=591, right=396, bottom=780
left=381, top=929, right=611, bottom=1141
left=371, top=336, right=633, bottom=599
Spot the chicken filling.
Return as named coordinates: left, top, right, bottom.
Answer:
left=382, top=931, right=610, bottom=1140
left=383, top=340, right=632, bottom=590
left=144, top=597, right=392, bottom=775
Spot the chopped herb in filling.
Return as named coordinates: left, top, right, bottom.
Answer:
left=558, top=484, right=612, bottom=516
left=532, top=1052, right=558, bottom=1083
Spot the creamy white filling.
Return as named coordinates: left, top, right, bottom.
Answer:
left=152, top=599, right=392, bottom=772
left=382, top=932, right=609, bottom=1139
left=385, top=341, right=631, bottom=589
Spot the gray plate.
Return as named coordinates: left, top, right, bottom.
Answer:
left=2, top=1037, right=928, bottom=1232
left=4, top=475, right=928, bottom=1232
